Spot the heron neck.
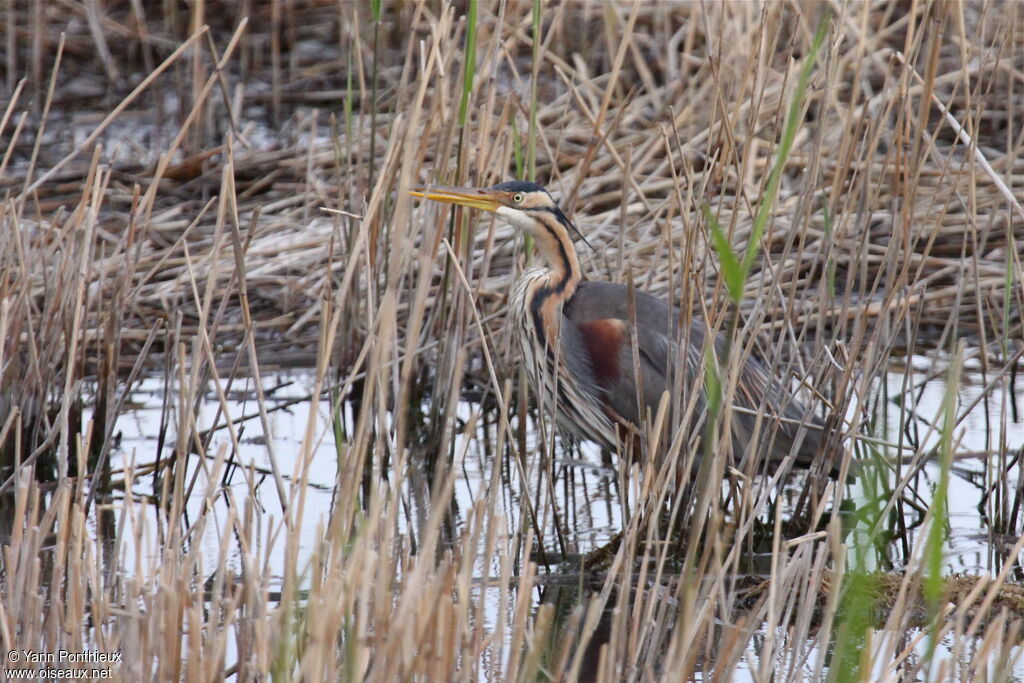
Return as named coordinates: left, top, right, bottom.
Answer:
left=534, top=220, right=581, bottom=303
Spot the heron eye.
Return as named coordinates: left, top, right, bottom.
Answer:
left=512, top=193, right=524, bottom=204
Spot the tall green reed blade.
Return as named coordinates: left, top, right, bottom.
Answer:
left=455, top=0, right=478, bottom=252
left=703, top=204, right=744, bottom=303
left=740, top=12, right=830, bottom=291
left=430, top=1, right=480, bottom=487
left=705, top=14, right=828, bottom=304
left=830, top=370, right=890, bottom=682
left=436, top=0, right=480, bottom=309
left=702, top=342, right=723, bottom=447
left=700, top=11, right=828, bottom=507
left=924, top=343, right=962, bottom=673
left=458, top=0, right=477, bottom=128
left=830, top=445, right=884, bottom=683
left=437, top=0, right=479, bottom=277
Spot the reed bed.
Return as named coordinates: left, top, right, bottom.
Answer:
left=1, top=1, right=1022, bottom=681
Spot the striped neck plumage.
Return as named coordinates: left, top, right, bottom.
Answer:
left=525, top=208, right=582, bottom=304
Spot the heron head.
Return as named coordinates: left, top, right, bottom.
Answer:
left=409, top=180, right=564, bottom=239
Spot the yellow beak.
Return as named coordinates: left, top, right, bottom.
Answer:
left=408, top=185, right=502, bottom=213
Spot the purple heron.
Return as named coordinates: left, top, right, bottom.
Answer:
left=411, top=181, right=839, bottom=478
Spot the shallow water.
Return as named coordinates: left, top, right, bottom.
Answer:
left=100, top=358, right=1023, bottom=678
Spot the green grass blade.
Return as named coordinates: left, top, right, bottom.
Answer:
left=923, top=344, right=962, bottom=669
left=704, top=203, right=744, bottom=303
left=742, top=12, right=830, bottom=279
left=703, top=344, right=722, bottom=417
left=458, top=0, right=478, bottom=127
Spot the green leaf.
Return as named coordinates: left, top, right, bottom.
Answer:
left=923, top=343, right=961, bottom=668
left=704, top=203, right=744, bottom=303
left=703, top=343, right=722, bottom=417
left=743, top=11, right=830, bottom=276
left=458, top=0, right=478, bottom=127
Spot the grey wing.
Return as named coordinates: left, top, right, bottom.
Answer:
left=565, top=281, right=836, bottom=474
left=564, top=281, right=703, bottom=428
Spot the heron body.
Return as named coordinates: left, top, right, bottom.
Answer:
left=411, top=181, right=835, bottom=476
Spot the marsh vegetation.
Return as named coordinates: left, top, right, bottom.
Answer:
left=1, top=1, right=1022, bottom=680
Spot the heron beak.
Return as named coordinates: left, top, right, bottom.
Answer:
left=408, top=185, right=502, bottom=213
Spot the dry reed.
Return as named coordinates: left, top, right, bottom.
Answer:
left=0, top=1, right=1022, bottom=681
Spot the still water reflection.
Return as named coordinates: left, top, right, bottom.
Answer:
left=102, top=357, right=1021, bottom=678
left=109, top=358, right=1022, bottom=578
